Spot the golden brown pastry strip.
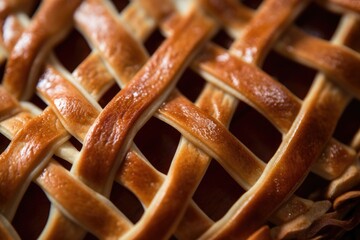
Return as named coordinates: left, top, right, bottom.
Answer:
left=0, top=108, right=69, bottom=220
left=230, top=0, right=310, bottom=64
left=276, top=26, right=360, bottom=99
left=0, top=86, right=20, bottom=121
left=0, top=111, right=34, bottom=138
left=75, top=0, right=148, bottom=85
left=2, top=0, right=83, bottom=100
left=193, top=44, right=300, bottom=133
left=36, top=161, right=133, bottom=239
left=72, top=52, right=114, bottom=101
left=37, top=65, right=100, bottom=141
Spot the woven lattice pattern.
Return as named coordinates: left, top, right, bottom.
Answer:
left=0, top=0, right=359, bottom=239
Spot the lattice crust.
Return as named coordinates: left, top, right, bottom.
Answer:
left=0, top=0, right=359, bottom=239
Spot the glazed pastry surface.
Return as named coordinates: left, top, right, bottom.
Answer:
left=0, top=0, right=359, bottom=239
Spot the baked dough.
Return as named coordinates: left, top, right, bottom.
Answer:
left=0, top=0, right=359, bottom=239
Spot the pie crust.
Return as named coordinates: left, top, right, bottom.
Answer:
left=0, top=0, right=359, bottom=239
